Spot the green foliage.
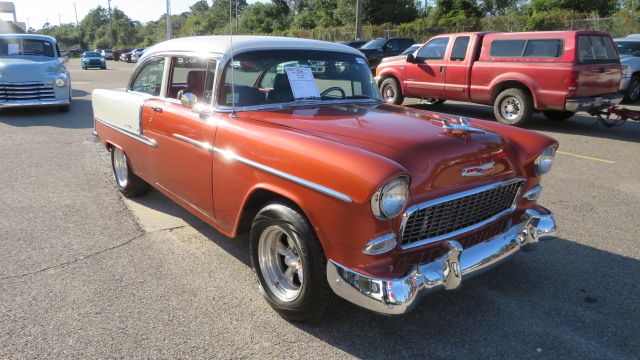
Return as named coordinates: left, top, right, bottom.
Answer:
left=30, top=0, right=640, bottom=50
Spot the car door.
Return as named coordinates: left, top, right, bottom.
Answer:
left=142, top=56, right=218, bottom=221
left=405, top=36, right=450, bottom=99
left=443, top=35, right=471, bottom=101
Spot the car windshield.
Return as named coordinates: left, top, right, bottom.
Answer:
left=401, top=44, right=420, bottom=55
left=218, top=49, right=381, bottom=108
left=359, top=39, right=387, bottom=50
left=615, top=41, right=640, bottom=56
left=0, top=38, right=55, bottom=57
left=85, top=52, right=101, bottom=57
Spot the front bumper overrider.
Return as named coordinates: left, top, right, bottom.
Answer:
left=327, top=207, right=556, bottom=315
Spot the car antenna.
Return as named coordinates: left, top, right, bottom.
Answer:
left=229, top=0, right=237, bottom=118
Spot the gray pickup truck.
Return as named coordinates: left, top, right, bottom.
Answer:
left=614, top=34, right=640, bottom=103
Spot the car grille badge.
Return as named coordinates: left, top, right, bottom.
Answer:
left=462, top=162, right=495, bottom=177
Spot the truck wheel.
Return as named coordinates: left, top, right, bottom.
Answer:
left=542, top=110, right=575, bottom=121
left=111, top=147, right=150, bottom=197
left=623, top=75, right=640, bottom=103
left=380, top=78, right=404, bottom=105
left=250, top=201, right=335, bottom=322
left=494, top=88, right=533, bottom=127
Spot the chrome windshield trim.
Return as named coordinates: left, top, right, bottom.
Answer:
left=400, top=178, right=526, bottom=250
left=212, top=147, right=353, bottom=203
left=173, top=134, right=214, bottom=152
left=94, top=117, right=158, bottom=148
left=213, top=97, right=382, bottom=113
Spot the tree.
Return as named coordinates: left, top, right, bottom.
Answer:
left=531, top=0, right=619, bottom=17
left=239, top=1, right=291, bottom=33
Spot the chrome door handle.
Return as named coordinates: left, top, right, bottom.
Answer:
left=151, top=106, right=163, bottom=113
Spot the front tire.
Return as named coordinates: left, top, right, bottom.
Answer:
left=494, top=88, right=533, bottom=127
left=111, top=147, right=150, bottom=197
left=250, top=201, right=335, bottom=322
left=623, top=75, right=640, bottom=103
left=380, top=78, right=404, bottom=105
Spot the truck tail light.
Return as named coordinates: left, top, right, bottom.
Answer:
left=567, top=69, right=579, bottom=91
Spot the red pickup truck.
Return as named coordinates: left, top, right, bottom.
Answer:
left=376, top=31, right=623, bottom=126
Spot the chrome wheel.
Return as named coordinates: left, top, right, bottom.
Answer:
left=499, top=95, right=521, bottom=120
left=112, top=147, right=129, bottom=188
left=258, top=225, right=303, bottom=302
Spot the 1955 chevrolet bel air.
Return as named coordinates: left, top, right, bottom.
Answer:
left=92, top=36, right=558, bottom=321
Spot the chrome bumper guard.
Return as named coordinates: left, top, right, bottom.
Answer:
left=327, top=208, right=556, bottom=315
left=565, top=93, right=623, bottom=112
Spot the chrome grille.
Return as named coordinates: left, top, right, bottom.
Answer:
left=0, top=82, right=55, bottom=101
left=401, top=179, right=525, bottom=247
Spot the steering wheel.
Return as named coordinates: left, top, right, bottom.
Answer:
left=321, top=87, right=346, bottom=99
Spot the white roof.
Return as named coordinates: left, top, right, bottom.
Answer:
left=142, top=35, right=363, bottom=60
left=0, top=33, right=57, bottom=43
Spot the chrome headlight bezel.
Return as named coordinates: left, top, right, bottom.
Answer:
left=54, top=77, right=66, bottom=88
left=371, top=176, right=410, bottom=220
left=621, top=64, right=629, bottom=77
left=534, top=145, right=557, bottom=175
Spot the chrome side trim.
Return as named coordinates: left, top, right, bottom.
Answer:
left=173, top=134, right=214, bottom=152
left=328, top=207, right=556, bottom=315
left=400, top=178, right=525, bottom=249
left=211, top=147, right=353, bottom=203
left=94, top=117, right=158, bottom=148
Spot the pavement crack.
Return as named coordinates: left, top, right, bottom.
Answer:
left=0, top=232, right=146, bottom=281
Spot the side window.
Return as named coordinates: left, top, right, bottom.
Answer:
left=450, top=36, right=470, bottom=61
left=417, top=37, right=449, bottom=60
left=490, top=40, right=526, bottom=57
left=523, top=40, right=563, bottom=58
left=387, top=39, right=399, bottom=52
left=168, top=56, right=216, bottom=104
left=130, top=57, right=165, bottom=96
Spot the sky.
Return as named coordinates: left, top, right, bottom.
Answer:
left=2, top=0, right=262, bottom=31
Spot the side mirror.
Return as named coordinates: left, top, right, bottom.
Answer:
left=406, top=54, right=416, bottom=63
left=180, top=92, right=198, bottom=109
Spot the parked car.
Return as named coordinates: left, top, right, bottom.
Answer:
left=337, top=40, right=367, bottom=49
left=380, top=43, right=422, bottom=64
left=614, top=35, right=640, bottom=102
left=101, top=49, right=114, bottom=60
left=81, top=51, right=107, bottom=70
left=92, top=35, right=557, bottom=321
left=112, top=48, right=131, bottom=61
left=376, top=31, right=622, bottom=126
left=0, top=33, right=71, bottom=112
left=358, top=37, right=415, bottom=71
left=131, top=47, right=147, bottom=62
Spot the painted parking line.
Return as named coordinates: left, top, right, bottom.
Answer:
left=557, top=151, right=616, bottom=164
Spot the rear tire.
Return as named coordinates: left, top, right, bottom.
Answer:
left=111, top=147, right=150, bottom=197
left=623, top=75, right=640, bottom=103
left=493, top=88, right=533, bottom=127
left=542, top=110, right=575, bottom=121
left=380, top=78, right=404, bottom=105
left=250, top=201, right=335, bottom=322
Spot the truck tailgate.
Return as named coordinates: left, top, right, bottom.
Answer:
left=577, top=62, right=621, bottom=96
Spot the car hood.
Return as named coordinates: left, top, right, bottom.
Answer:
left=244, top=103, right=517, bottom=193
left=0, top=57, right=64, bottom=82
left=83, top=56, right=103, bottom=60
left=619, top=54, right=639, bottom=63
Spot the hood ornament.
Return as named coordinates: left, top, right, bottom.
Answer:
left=430, top=116, right=487, bottom=135
left=462, top=162, right=495, bottom=177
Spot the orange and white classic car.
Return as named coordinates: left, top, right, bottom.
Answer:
left=92, top=36, right=558, bottom=321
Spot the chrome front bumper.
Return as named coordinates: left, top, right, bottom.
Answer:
left=0, top=99, right=70, bottom=109
left=327, top=208, right=556, bottom=315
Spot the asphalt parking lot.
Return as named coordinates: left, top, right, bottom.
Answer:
left=0, top=58, right=638, bottom=359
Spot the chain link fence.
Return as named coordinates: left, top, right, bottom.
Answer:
left=289, top=16, right=640, bottom=42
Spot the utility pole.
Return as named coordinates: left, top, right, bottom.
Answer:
left=74, top=2, right=81, bottom=48
left=355, top=0, right=363, bottom=41
left=107, top=0, right=113, bottom=48
left=166, top=0, right=172, bottom=40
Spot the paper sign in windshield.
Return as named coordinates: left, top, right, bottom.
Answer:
left=285, top=67, right=320, bottom=99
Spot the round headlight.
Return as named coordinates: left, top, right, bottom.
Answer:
left=371, top=176, right=410, bottom=219
left=54, top=77, right=66, bottom=87
left=534, top=145, right=557, bottom=175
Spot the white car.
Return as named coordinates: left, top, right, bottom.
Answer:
left=131, top=48, right=147, bottom=62
left=101, top=49, right=114, bottom=60
left=0, top=34, right=71, bottom=112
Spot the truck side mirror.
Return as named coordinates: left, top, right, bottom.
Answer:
left=406, top=54, right=416, bottom=63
